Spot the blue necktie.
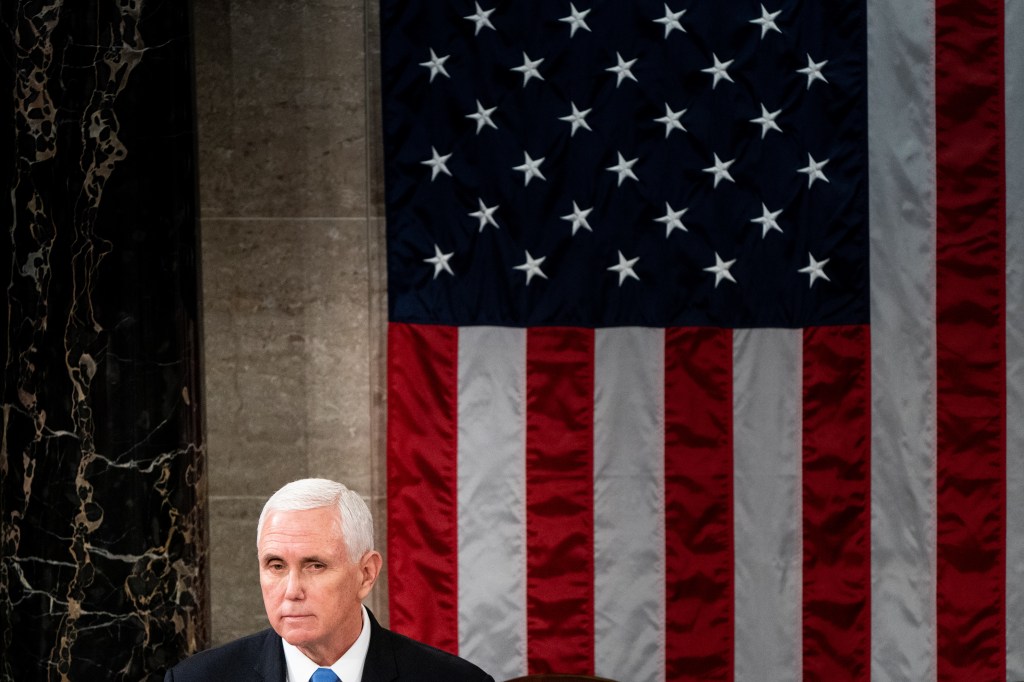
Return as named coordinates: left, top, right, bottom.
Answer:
left=309, top=668, right=339, bottom=682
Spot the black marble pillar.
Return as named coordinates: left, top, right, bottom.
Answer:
left=2, top=2, right=207, bottom=680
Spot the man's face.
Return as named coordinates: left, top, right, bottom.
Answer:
left=258, top=506, right=380, bottom=665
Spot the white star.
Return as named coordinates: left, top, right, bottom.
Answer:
left=798, top=153, right=830, bottom=187
left=655, top=104, right=687, bottom=138
left=703, top=153, right=736, bottom=187
left=419, top=49, right=450, bottom=82
left=751, top=103, right=782, bottom=138
left=559, top=102, right=592, bottom=136
left=606, top=152, right=639, bottom=186
left=464, top=3, right=496, bottom=35
left=751, top=203, right=783, bottom=237
left=424, top=244, right=454, bottom=279
left=512, top=51, right=545, bottom=86
left=798, top=54, right=829, bottom=89
left=702, top=53, right=735, bottom=89
left=608, top=251, right=640, bottom=286
left=561, top=201, right=593, bottom=235
left=798, top=252, right=831, bottom=287
left=750, top=5, right=782, bottom=38
left=422, top=146, right=452, bottom=181
left=560, top=3, right=592, bottom=37
left=654, top=4, right=686, bottom=38
left=655, top=202, right=688, bottom=237
left=467, top=100, right=498, bottom=133
left=514, top=250, right=548, bottom=284
left=704, top=252, right=737, bottom=287
left=469, top=199, right=499, bottom=231
left=513, top=151, right=546, bottom=185
left=606, top=52, right=638, bottom=87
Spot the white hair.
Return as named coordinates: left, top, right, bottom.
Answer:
left=256, top=478, right=374, bottom=561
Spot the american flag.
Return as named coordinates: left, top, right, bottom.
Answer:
left=380, top=1, right=1023, bottom=680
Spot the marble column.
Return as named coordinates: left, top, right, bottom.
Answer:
left=2, top=2, right=207, bottom=680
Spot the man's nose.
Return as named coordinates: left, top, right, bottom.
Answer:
left=284, top=569, right=304, bottom=599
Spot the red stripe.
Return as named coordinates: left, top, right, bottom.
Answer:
left=801, top=325, right=871, bottom=681
left=386, top=323, right=460, bottom=653
left=935, top=1, right=1007, bottom=679
left=525, top=327, right=595, bottom=673
left=664, top=328, right=733, bottom=681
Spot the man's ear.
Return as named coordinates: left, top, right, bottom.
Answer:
left=357, top=550, right=383, bottom=599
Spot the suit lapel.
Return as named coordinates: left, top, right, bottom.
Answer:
left=253, top=629, right=287, bottom=682
left=360, top=609, right=398, bottom=682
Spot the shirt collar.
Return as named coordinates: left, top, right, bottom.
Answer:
left=282, top=604, right=371, bottom=682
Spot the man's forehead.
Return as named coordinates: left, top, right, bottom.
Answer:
left=262, top=505, right=339, bottom=526
left=259, top=507, right=345, bottom=545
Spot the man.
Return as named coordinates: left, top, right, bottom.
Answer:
left=165, top=478, right=495, bottom=682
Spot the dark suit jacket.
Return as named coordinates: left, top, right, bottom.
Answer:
left=164, top=609, right=495, bottom=682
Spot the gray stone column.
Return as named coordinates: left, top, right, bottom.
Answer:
left=2, top=2, right=207, bottom=680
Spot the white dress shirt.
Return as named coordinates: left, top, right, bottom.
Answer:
left=282, top=604, right=371, bottom=682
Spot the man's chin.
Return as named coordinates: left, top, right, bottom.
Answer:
left=276, top=617, right=318, bottom=642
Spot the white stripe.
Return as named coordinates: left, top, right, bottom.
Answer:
left=593, top=328, right=665, bottom=682
left=867, top=0, right=938, bottom=678
left=1005, top=0, right=1024, bottom=676
left=733, top=329, right=802, bottom=682
left=457, top=326, right=526, bottom=680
